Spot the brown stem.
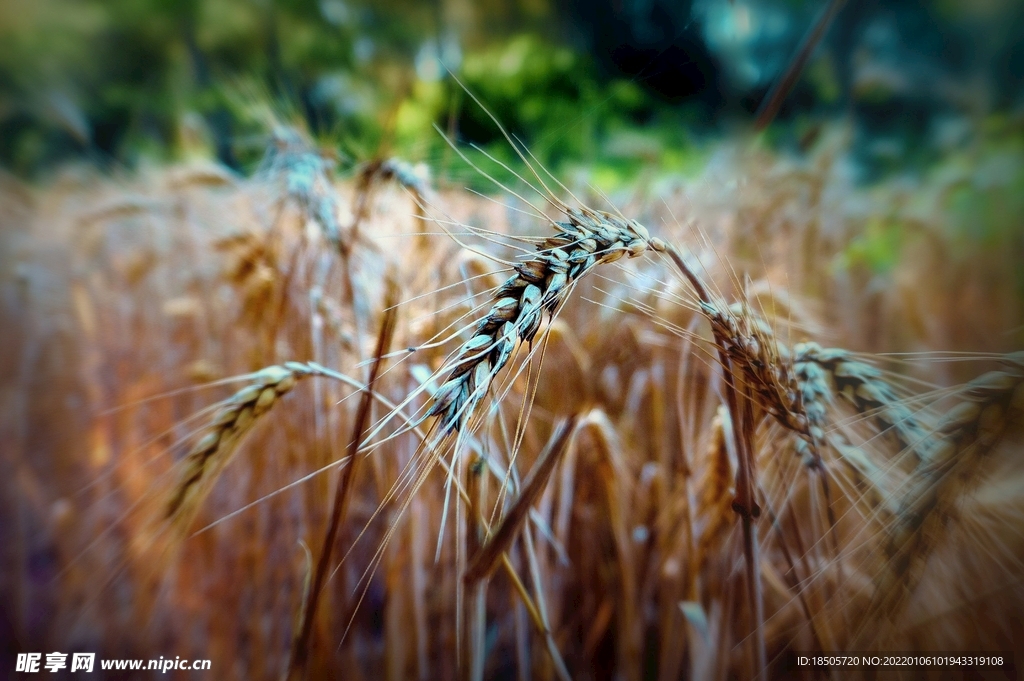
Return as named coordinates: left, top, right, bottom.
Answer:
left=286, top=275, right=399, bottom=681
left=462, top=454, right=488, bottom=681
left=754, top=0, right=849, bottom=131
left=464, top=416, right=579, bottom=584
left=738, top=392, right=767, bottom=679
left=665, top=244, right=765, bottom=677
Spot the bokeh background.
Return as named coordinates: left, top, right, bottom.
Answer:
left=3, top=2, right=1024, bottom=680
left=3, top=0, right=1023, bottom=184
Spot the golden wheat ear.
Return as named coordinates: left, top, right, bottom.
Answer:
left=165, top=362, right=333, bottom=531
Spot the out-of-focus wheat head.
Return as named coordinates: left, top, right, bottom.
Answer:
left=1, top=118, right=1022, bottom=681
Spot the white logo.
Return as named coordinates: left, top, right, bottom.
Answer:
left=16, top=652, right=97, bottom=673
left=71, top=653, right=96, bottom=672
left=43, top=653, right=67, bottom=673
left=15, top=653, right=41, bottom=673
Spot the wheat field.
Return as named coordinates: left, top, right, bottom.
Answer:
left=1, top=118, right=1022, bottom=680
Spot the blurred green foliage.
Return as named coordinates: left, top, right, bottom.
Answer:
left=1, top=0, right=1022, bottom=269
left=0, top=0, right=711, bottom=190
left=0, top=0, right=429, bottom=173
left=840, top=218, right=905, bottom=275
left=392, top=34, right=706, bottom=193
left=836, top=115, right=1024, bottom=297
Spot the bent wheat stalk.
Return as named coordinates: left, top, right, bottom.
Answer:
left=463, top=415, right=578, bottom=583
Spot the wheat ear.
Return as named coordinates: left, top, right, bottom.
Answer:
left=700, top=301, right=820, bottom=443
left=426, top=207, right=661, bottom=435
left=165, top=361, right=326, bottom=523
left=795, top=344, right=1024, bottom=635
left=350, top=157, right=432, bottom=249
left=793, top=342, right=937, bottom=467
left=870, top=352, right=1024, bottom=625
left=261, top=126, right=347, bottom=251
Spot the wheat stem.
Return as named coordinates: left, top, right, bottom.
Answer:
left=287, top=278, right=398, bottom=681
